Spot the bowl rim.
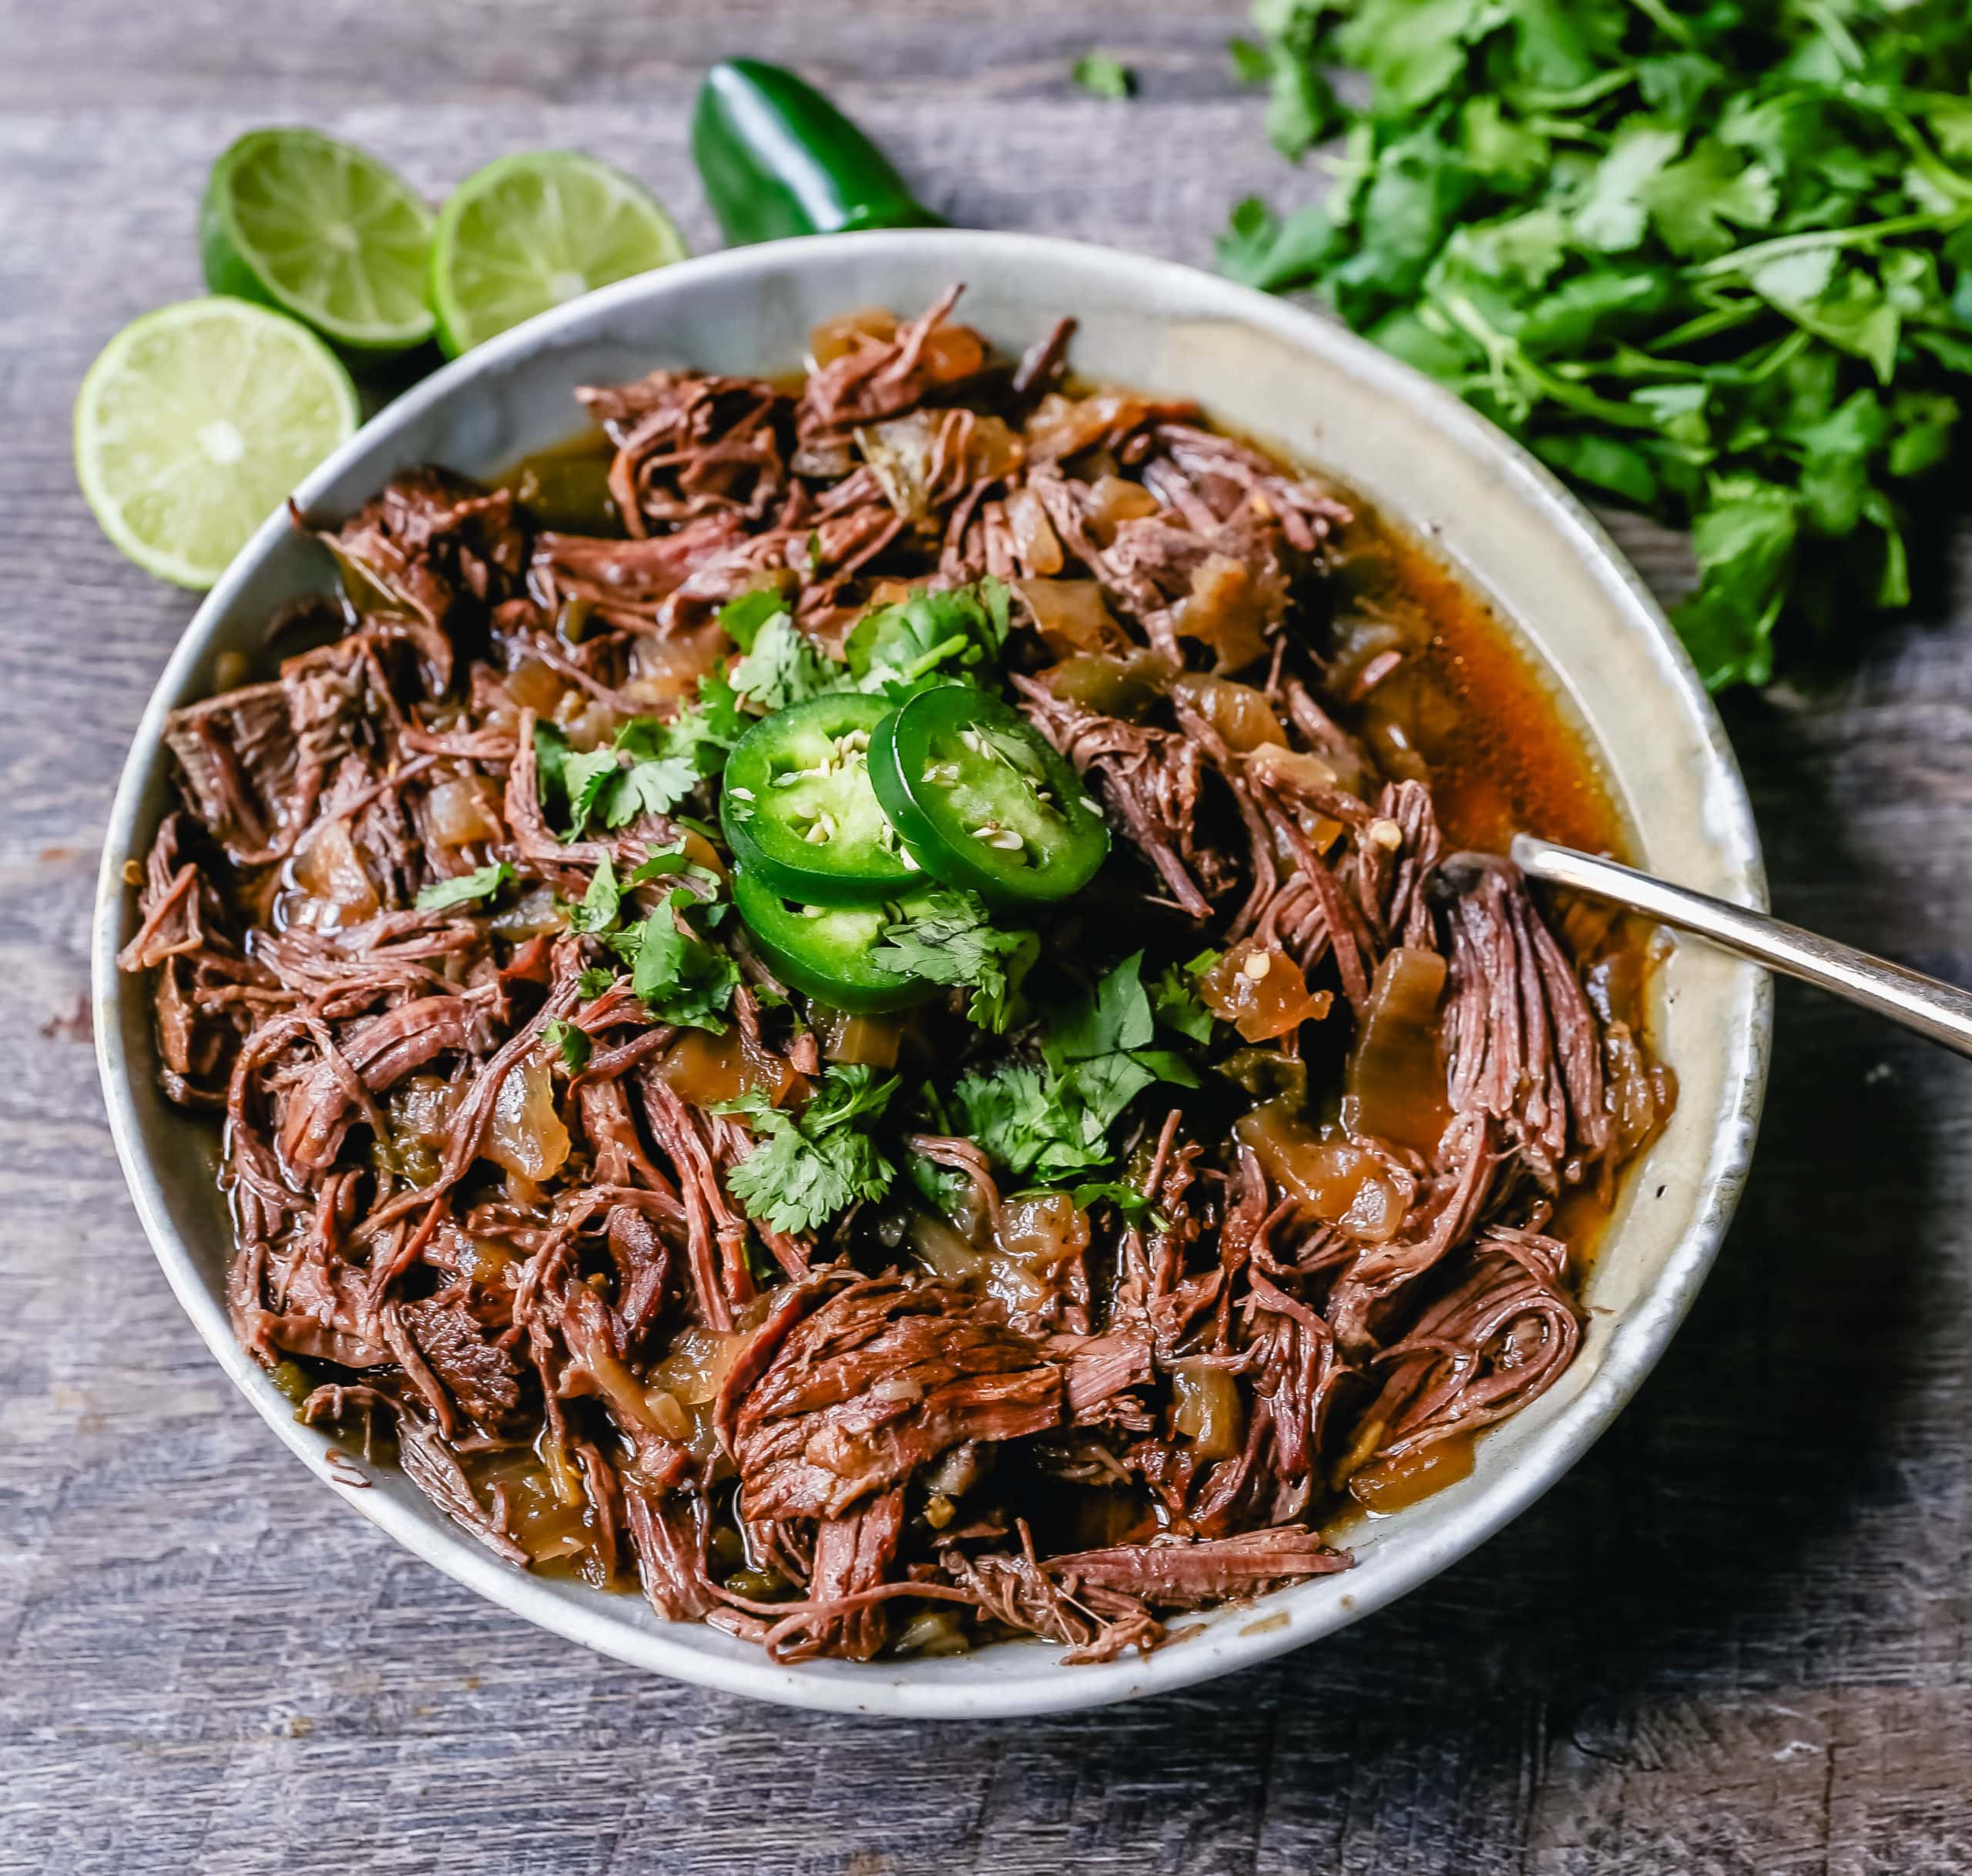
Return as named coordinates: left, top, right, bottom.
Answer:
left=92, top=227, right=1770, bottom=1719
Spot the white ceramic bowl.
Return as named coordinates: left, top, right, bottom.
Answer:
left=93, top=230, right=1769, bottom=1719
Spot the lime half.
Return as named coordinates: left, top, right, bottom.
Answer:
left=202, top=128, right=435, bottom=355
left=429, top=151, right=687, bottom=358
left=75, top=298, right=360, bottom=589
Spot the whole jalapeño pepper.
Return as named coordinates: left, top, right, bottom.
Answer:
left=692, top=58, right=944, bottom=246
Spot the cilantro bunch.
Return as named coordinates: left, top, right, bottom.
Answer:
left=1221, top=0, right=1972, bottom=688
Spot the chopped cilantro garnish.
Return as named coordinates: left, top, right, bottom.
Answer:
left=716, top=585, right=791, bottom=652
left=567, top=854, right=621, bottom=935
left=414, top=861, right=512, bottom=912
left=873, top=888, right=1037, bottom=1033
left=651, top=671, right=749, bottom=778
left=558, top=745, right=623, bottom=836
left=719, top=1064, right=900, bottom=1237
left=1153, top=952, right=1219, bottom=1044
left=544, top=1019, right=591, bottom=1072
left=535, top=722, right=703, bottom=840
left=846, top=579, right=1012, bottom=698
left=729, top=614, right=840, bottom=714
left=629, top=840, right=723, bottom=893
left=607, top=889, right=740, bottom=1032
left=953, top=1062, right=1108, bottom=1182
left=1070, top=1179, right=1159, bottom=1222
left=954, top=955, right=1199, bottom=1181
left=532, top=720, right=575, bottom=817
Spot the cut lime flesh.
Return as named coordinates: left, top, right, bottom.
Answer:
left=203, top=127, right=435, bottom=354
left=430, top=151, right=687, bottom=358
left=75, top=298, right=360, bottom=589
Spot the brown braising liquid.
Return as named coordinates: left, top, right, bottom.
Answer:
left=1314, top=505, right=1649, bottom=1516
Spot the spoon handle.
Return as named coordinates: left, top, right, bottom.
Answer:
left=1510, top=832, right=1972, bottom=1061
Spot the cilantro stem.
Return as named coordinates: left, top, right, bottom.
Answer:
left=1440, top=293, right=1665, bottom=430
left=1799, top=0, right=1866, bottom=72
left=1618, top=0, right=1693, bottom=49
left=900, top=631, right=973, bottom=682
left=1645, top=299, right=1769, bottom=352
left=1693, top=207, right=1972, bottom=280
left=1514, top=68, right=1641, bottom=113
left=1517, top=114, right=1610, bottom=143
left=1873, top=103, right=1972, bottom=209
left=1553, top=317, right=1809, bottom=391
left=1739, top=326, right=1813, bottom=386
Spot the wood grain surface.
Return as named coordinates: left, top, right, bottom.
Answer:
left=5, top=3, right=1971, bottom=1871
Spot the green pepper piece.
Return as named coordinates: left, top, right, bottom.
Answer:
left=720, top=693, right=919, bottom=905
left=691, top=59, right=944, bottom=247
left=867, top=685, right=1109, bottom=906
left=730, top=869, right=938, bottom=1013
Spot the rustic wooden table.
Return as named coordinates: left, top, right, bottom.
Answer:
left=6, top=2, right=1970, bottom=1870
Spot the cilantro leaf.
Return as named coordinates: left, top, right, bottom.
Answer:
left=952, top=1063, right=1096, bottom=1181
left=651, top=671, right=748, bottom=779
left=873, top=889, right=1038, bottom=1033
left=847, top=580, right=1012, bottom=696
left=1331, top=0, right=1485, bottom=116
left=1751, top=252, right=1901, bottom=384
left=567, top=845, right=719, bottom=943
left=629, top=839, right=723, bottom=893
left=729, top=615, right=840, bottom=713
left=532, top=721, right=572, bottom=812
left=1672, top=476, right=1799, bottom=691
left=1216, top=196, right=1340, bottom=292
left=719, top=1065, right=900, bottom=1236
left=414, top=861, right=513, bottom=913
left=603, top=752, right=699, bottom=826
left=1041, top=952, right=1157, bottom=1069
left=1534, top=430, right=1659, bottom=508
left=716, top=586, right=790, bottom=652
left=538, top=713, right=712, bottom=843
left=1889, top=390, right=1957, bottom=480
left=1072, top=53, right=1135, bottom=101
left=607, top=890, right=740, bottom=1032
left=567, top=855, right=621, bottom=935
left=955, top=956, right=1199, bottom=1182
left=1069, top=1179, right=1158, bottom=1221
left=544, top=1019, right=591, bottom=1072
left=1152, top=956, right=1217, bottom=1045
left=1263, top=52, right=1339, bottom=159
left=1062, top=1052, right=1159, bottom=1131
left=1639, top=139, right=1776, bottom=259
left=558, top=749, right=622, bottom=839
left=1573, top=121, right=1683, bottom=253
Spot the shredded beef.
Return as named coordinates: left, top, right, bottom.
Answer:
left=401, top=1298, right=522, bottom=1426
left=722, top=1273, right=1065, bottom=1523
left=1045, top=1525, right=1350, bottom=1603
left=119, top=286, right=1671, bottom=1666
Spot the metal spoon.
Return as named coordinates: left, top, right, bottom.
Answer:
left=1510, top=832, right=1972, bottom=1061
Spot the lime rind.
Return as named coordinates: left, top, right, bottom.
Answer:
left=202, top=127, right=435, bottom=354
left=75, top=298, right=359, bottom=589
left=429, top=151, right=688, bottom=358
